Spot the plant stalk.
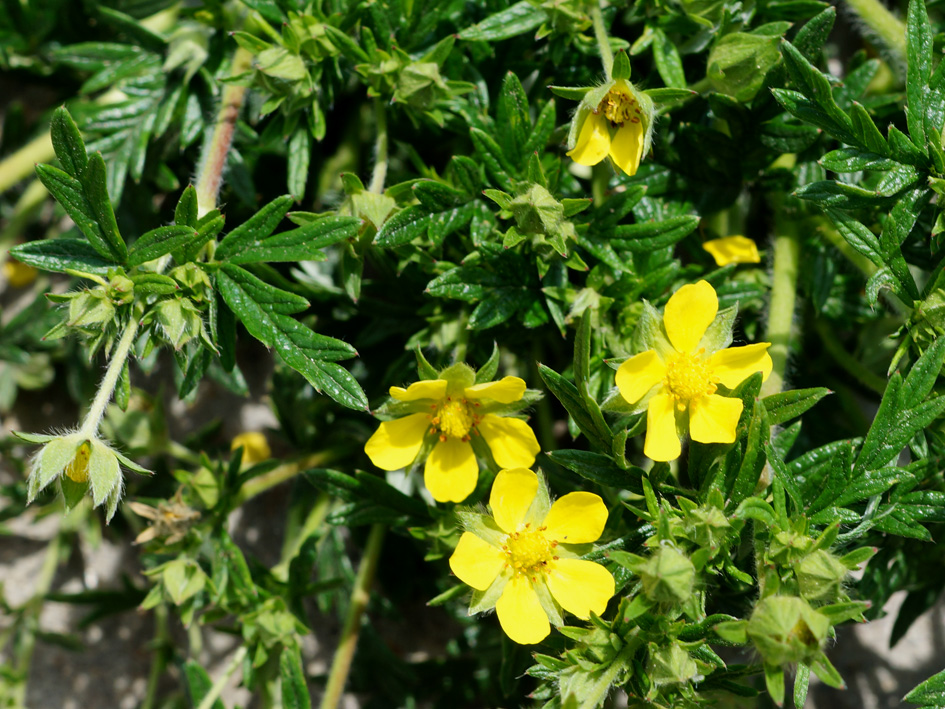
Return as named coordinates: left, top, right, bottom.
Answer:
left=814, top=319, right=887, bottom=395
left=368, top=99, right=388, bottom=194
left=195, top=47, right=254, bottom=217
left=761, top=218, right=801, bottom=398
left=590, top=3, right=614, bottom=78
left=196, top=644, right=248, bottom=709
left=842, top=0, right=907, bottom=73
left=233, top=451, right=334, bottom=506
left=320, top=523, right=386, bottom=709
left=0, top=133, right=54, bottom=196
left=78, top=318, right=140, bottom=438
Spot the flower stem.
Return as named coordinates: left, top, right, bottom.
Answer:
left=196, top=644, right=248, bottom=709
left=78, top=318, right=140, bottom=438
left=842, top=0, right=907, bottom=74
left=761, top=217, right=800, bottom=398
left=368, top=99, right=388, bottom=194
left=590, top=3, right=614, bottom=78
left=233, top=451, right=334, bottom=506
left=0, top=132, right=54, bottom=196
left=320, top=523, right=386, bottom=709
left=195, top=47, right=254, bottom=217
left=141, top=603, right=170, bottom=709
left=814, top=319, right=887, bottom=395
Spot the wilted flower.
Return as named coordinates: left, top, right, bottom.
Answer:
left=365, top=363, right=540, bottom=503
left=128, top=490, right=200, bottom=545
left=615, top=280, right=772, bottom=461
left=449, top=468, right=615, bottom=644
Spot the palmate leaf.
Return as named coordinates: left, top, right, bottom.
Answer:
left=215, top=264, right=367, bottom=410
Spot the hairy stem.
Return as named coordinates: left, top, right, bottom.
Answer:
left=78, top=318, right=140, bottom=438
left=843, top=0, right=907, bottom=73
left=141, top=604, right=170, bottom=709
left=590, top=3, right=614, bottom=78
left=368, top=99, right=388, bottom=194
left=761, top=218, right=800, bottom=398
left=0, top=133, right=54, bottom=196
left=320, top=523, right=386, bottom=709
left=196, top=645, right=248, bottom=709
left=195, top=47, right=254, bottom=217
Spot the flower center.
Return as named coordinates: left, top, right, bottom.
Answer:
left=503, top=524, right=558, bottom=579
left=664, top=352, right=717, bottom=408
left=64, top=442, right=91, bottom=483
left=431, top=397, right=476, bottom=440
left=600, top=87, right=642, bottom=126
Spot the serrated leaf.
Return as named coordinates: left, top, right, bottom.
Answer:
left=496, top=71, right=530, bottom=163
left=11, top=238, right=114, bottom=276
left=538, top=363, right=611, bottom=452
left=762, top=387, right=831, bottom=425
left=611, top=215, right=699, bottom=252
left=375, top=203, right=475, bottom=247
left=50, top=106, right=88, bottom=178
left=458, top=1, right=547, bottom=41
left=216, top=265, right=366, bottom=409
left=825, top=209, right=883, bottom=266
left=546, top=450, right=644, bottom=492
left=216, top=195, right=293, bottom=260
left=127, top=226, right=195, bottom=268
left=226, top=217, right=358, bottom=264
left=906, top=0, right=933, bottom=151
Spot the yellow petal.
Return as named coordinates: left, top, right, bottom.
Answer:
left=645, top=393, right=681, bottom=462
left=364, top=413, right=429, bottom=470
left=546, top=559, right=615, bottom=620
left=495, top=576, right=550, bottom=644
left=615, top=350, right=667, bottom=405
left=477, top=414, right=540, bottom=469
left=690, top=394, right=743, bottom=444
left=231, top=431, right=270, bottom=464
left=543, top=492, right=608, bottom=544
left=709, top=343, right=773, bottom=388
left=609, top=119, right=645, bottom=176
left=490, top=467, right=538, bottom=533
left=389, top=379, right=448, bottom=401
left=566, top=112, right=610, bottom=167
left=663, top=280, right=718, bottom=355
left=702, top=236, right=761, bottom=266
left=424, top=437, right=478, bottom=503
left=449, top=532, right=506, bottom=591
left=464, top=376, right=526, bottom=403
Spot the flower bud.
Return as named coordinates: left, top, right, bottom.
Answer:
left=647, top=643, right=700, bottom=686
left=231, top=431, right=271, bottom=464
left=640, top=547, right=697, bottom=605
left=796, top=549, right=848, bottom=601
left=746, top=596, right=829, bottom=666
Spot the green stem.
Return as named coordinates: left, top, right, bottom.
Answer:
left=814, top=319, right=887, bottom=395
left=195, top=47, right=254, bottom=217
left=320, top=523, right=386, bottom=709
left=196, top=645, right=248, bottom=709
left=368, top=99, right=388, bottom=194
left=272, top=492, right=331, bottom=582
left=1, top=180, right=47, bottom=248
left=233, top=451, right=333, bottom=506
left=591, top=162, right=609, bottom=207
left=842, top=0, right=907, bottom=73
left=589, top=3, right=614, bottom=78
left=0, top=132, right=54, bottom=196
left=141, top=604, right=170, bottom=709
left=574, top=643, right=637, bottom=709
left=78, top=318, right=140, bottom=438
left=761, top=218, right=800, bottom=398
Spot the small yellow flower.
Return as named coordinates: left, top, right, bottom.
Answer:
left=231, top=431, right=271, bottom=464
left=2, top=259, right=37, bottom=289
left=449, top=468, right=615, bottom=644
left=567, top=79, right=653, bottom=176
left=703, top=236, right=761, bottom=266
left=616, top=280, right=772, bottom=461
left=365, top=367, right=540, bottom=503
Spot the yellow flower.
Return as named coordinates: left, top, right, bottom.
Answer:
left=703, top=236, right=761, bottom=266
left=567, top=79, right=654, bottom=177
left=231, top=431, right=271, bottom=464
left=449, top=468, right=615, bottom=644
left=365, top=367, right=540, bottom=503
left=3, top=259, right=37, bottom=289
left=615, top=280, right=772, bottom=461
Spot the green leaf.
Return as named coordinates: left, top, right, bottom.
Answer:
left=11, top=238, right=114, bottom=276
left=354, top=471, right=430, bottom=519
left=287, top=126, right=312, bottom=200
left=538, top=363, right=611, bottom=452
left=903, top=667, right=945, bottom=705
left=175, top=185, right=199, bottom=228
left=279, top=646, right=311, bottom=709
left=81, top=153, right=127, bottom=263
left=792, top=7, right=836, bottom=62
left=127, top=226, right=195, bottom=268
left=375, top=203, right=476, bottom=248
left=819, top=148, right=897, bottom=172
left=906, top=0, right=933, bottom=151
left=762, top=387, right=831, bottom=425
left=35, top=164, right=122, bottom=263
left=322, top=24, right=369, bottom=63
left=653, top=29, right=686, bottom=88
left=779, top=40, right=856, bottom=146
left=216, top=195, right=293, bottom=260
left=183, top=660, right=224, bottom=709
left=849, top=102, right=889, bottom=155
left=457, top=1, right=547, bottom=42
left=226, top=217, right=358, bottom=264
left=469, top=127, right=515, bottom=191
left=763, top=440, right=804, bottom=511
left=50, top=106, right=88, bottom=178
left=824, top=209, right=883, bottom=267
left=611, top=215, right=699, bottom=252
left=216, top=265, right=366, bottom=410
left=496, top=72, right=530, bottom=164
left=726, top=398, right=767, bottom=510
